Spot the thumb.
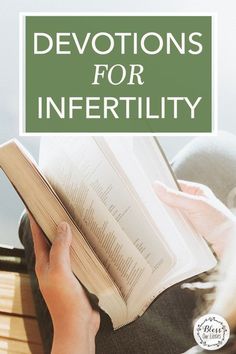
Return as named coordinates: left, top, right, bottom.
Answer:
left=153, top=181, right=203, bottom=211
left=49, top=222, right=72, bottom=271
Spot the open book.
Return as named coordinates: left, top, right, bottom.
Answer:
left=0, top=137, right=216, bottom=329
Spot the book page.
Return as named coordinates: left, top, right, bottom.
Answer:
left=39, top=137, right=161, bottom=301
left=95, top=136, right=216, bottom=319
left=133, top=136, right=216, bottom=273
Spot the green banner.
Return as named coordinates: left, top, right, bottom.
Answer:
left=23, top=15, right=213, bottom=133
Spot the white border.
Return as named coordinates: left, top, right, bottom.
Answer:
left=19, top=12, right=217, bottom=136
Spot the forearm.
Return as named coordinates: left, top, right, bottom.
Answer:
left=52, top=328, right=96, bottom=354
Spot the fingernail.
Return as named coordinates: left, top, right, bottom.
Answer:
left=57, top=222, right=68, bottom=233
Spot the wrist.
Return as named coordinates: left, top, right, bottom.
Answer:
left=53, top=315, right=95, bottom=341
left=211, top=219, right=236, bottom=258
left=52, top=325, right=96, bottom=354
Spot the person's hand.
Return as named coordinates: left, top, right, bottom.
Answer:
left=154, top=180, right=236, bottom=258
left=29, top=216, right=100, bottom=354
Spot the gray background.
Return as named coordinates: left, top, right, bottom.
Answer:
left=0, top=0, right=236, bottom=248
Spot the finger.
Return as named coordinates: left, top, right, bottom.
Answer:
left=178, top=180, right=214, bottom=197
left=49, top=222, right=72, bottom=271
left=153, top=181, right=204, bottom=210
left=29, top=213, right=50, bottom=270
